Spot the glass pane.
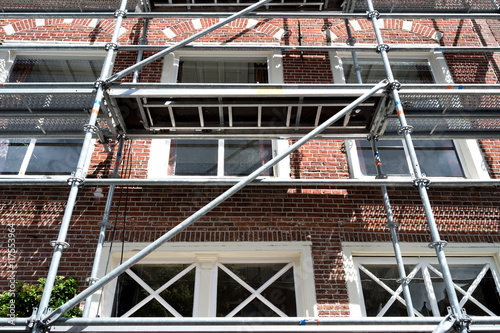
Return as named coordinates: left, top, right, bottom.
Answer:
left=25, top=139, right=82, bottom=175
left=178, top=59, right=268, bottom=83
left=217, top=263, right=296, bottom=317
left=356, top=140, right=464, bottom=177
left=408, top=268, right=433, bottom=316
left=169, top=140, right=218, bottom=176
left=224, top=140, right=273, bottom=176
left=469, top=268, right=500, bottom=316
left=0, top=139, right=30, bottom=175
left=344, top=61, right=434, bottom=84
left=360, top=265, right=403, bottom=316
left=9, top=58, right=102, bottom=82
left=356, top=140, right=410, bottom=176
left=113, top=264, right=195, bottom=317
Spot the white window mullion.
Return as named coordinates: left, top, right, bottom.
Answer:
left=217, top=139, right=225, bottom=177
left=18, top=139, right=36, bottom=175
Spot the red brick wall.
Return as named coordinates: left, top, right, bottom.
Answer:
left=0, top=14, right=500, bottom=319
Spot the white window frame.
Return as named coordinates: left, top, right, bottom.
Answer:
left=0, top=48, right=106, bottom=178
left=330, top=50, right=490, bottom=180
left=148, top=50, right=290, bottom=179
left=92, top=242, right=317, bottom=318
left=342, top=242, right=500, bottom=317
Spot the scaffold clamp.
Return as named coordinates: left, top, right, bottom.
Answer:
left=376, top=44, right=390, bottom=52
left=385, top=221, right=399, bottom=228
left=388, top=80, right=401, bottom=91
left=94, top=79, right=108, bottom=89
left=396, top=277, right=411, bottom=284
left=67, top=176, right=85, bottom=187
left=98, top=220, right=112, bottom=228
left=397, top=125, right=414, bottom=134
left=50, top=241, right=70, bottom=249
left=366, top=10, right=380, bottom=19
left=86, top=277, right=99, bottom=284
left=428, top=240, right=448, bottom=249
left=114, top=9, right=128, bottom=18
left=413, top=177, right=430, bottom=188
left=105, top=42, right=119, bottom=51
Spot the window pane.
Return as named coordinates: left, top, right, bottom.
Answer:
left=169, top=140, right=218, bottom=176
left=224, top=140, right=273, bottom=176
left=356, top=140, right=464, bottom=177
left=360, top=265, right=405, bottom=316
left=178, top=59, right=268, bottom=83
left=344, top=61, right=434, bottom=84
left=9, top=58, right=102, bottom=82
left=0, top=139, right=30, bottom=175
left=217, top=263, right=296, bottom=317
left=470, top=268, right=500, bottom=316
left=113, top=264, right=195, bottom=317
left=25, top=139, right=82, bottom=175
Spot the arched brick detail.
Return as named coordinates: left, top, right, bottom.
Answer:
left=163, top=18, right=285, bottom=40
left=328, top=19, right=441, bottom=42
left=1, top=18, right=117, bottom=38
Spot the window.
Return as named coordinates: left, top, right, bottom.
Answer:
left=95, top=242, right=317, bottom=318
left=0, top=139, right=83, bottom=176
left=343, top=243, right=500, bottom=318
left=330, top=51, right=489, bottom=179
left=0, top=51, right=103, bottom=176
left=149, top=51, right=290, bottom=178
left=177, top=58, right=269, bottom=83
left=168, top=139, right=273, bottom=176
left=355, top=139, right=464, bottom=177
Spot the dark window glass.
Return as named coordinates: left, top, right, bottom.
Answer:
left=178, top=59, right=268, bottom=83
left=0, top=139, right=30, bottom=175
left=344, top=61, right=434, bottom=84
left=224, top=140, right=273, bottom=176
left=9, top=58, right=102, bottom=82
left=112, top=264, right=195, bottom=317
left=25, top=139, right=83, bottom=175
left=217, top=263, right=296, bottom=317
left=168, top=140, right=219, bottom=176
left=356, top=139, right=464, bottom=177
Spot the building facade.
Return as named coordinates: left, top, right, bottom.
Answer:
left=0, top=0, right=499, bottom=332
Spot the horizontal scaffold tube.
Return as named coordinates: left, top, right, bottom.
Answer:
left=0, top=178, right=499, bottom=187
left=1, top=44, right=500, bottom=52
left=0, top=12, right=499, bottom=19
left=3, top=316, right=500, bottom=326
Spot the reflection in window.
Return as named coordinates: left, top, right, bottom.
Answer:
left=343, top=60, right=434, bottom=84
left=168, top=139, right=273, bottom=177
left=357, top=260, right=500, bottom=317
left=9, top=58, right=102, bottom=83
left=355, top=139, right=464, bottom=177
left=112, top=264, right=196, bottom=317
left=217, top=263, right=297, bottom=317
left=0, top=139, right=83, bottom=176
left=178, top=59, right=268, bottom=83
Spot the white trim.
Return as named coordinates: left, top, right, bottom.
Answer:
left=94, top=241, right=317, bottom=318
left=342, top=242, right=500, bottom=317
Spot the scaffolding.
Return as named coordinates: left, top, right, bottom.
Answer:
left=0, top=0, right=499, bottom=332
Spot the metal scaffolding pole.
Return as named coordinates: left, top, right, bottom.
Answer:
left=82, top=137, right=126, bottom=317
left=0, top=11, right=499, bottom=19
left=30, top=1, right=128, bottom=332
left=365, top=0, right=469, bottom=331
left=369, top=137, right=415, bottom=317
left=39, top=81, right=388, bottom=326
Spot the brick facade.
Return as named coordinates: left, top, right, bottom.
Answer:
left=0, top=10, right=499, bottom=321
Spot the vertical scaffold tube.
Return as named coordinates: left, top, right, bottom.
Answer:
left=32, top=1, right=128, bottom=332
left=82, top=137, right=126, bottom=317
left=364, top=0, right=467, bottom=331
left=369, top=137, right=415, bottom=317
